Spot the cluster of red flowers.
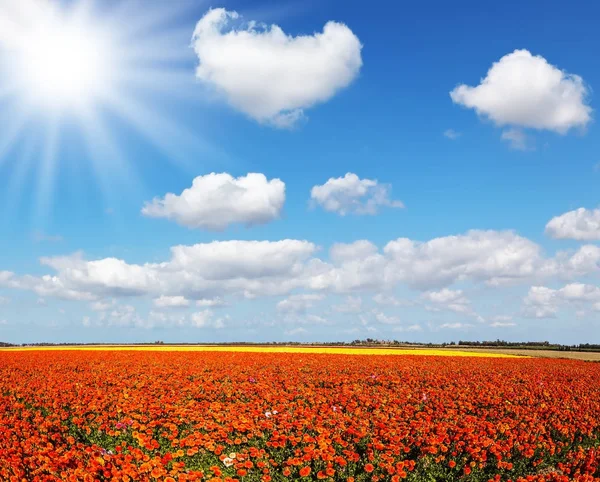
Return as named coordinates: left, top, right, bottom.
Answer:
left=1, top=350, right=599, bottom=481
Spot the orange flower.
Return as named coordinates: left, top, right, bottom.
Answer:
left=299, top=466, right=311, bottom=477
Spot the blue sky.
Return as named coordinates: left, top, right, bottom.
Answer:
left=0, top=0, right=599, bottom=344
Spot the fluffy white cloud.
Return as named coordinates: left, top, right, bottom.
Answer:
left=196, top=298, right=226, bottom=308
left=373, top=310, right=401, bottom=325
left=191, top=8, right=362, bottom=127
left=153, top=295, right=190, bottom=308
left=545, top=207, right=600, bottom=241
left=142, top=173, right=285, bottom=231
left=523, top=283, right=600, bottom=319
left=190, top=310, right=225, bottom=329
left=422, top=288, right=472, bottom=313
left=169, top=239, right=316, bottom=281
left=277, top=293, right=324, bottom=314
left=439, top=322, right=473, bottom=330
left=451, top=49, right=592, bottom=133
left=6, top=240, right=317, bottom=303
left=422, top=288, right=466, bottom=304
left=523, top=286, right=559, bottom=319
left=385, top=230, right=542, bottom=290
left=330, top=240, right=378, bottom=263
left=3, top=231, right=599, bottom=324
left=311, top=173, right=404, bottom=216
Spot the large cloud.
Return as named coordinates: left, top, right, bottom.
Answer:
left=545, top=207, right=600, bottom=241
left=2, top=232, right=598, bottom=311
left=191, top=8, right=362, bottom=128
left=523, top=283, right=600, bottom=319
left=311, top=173, right=403, bottom=216
left=142, top=173, right=285, bottom=231
left=451, top=49, right=592, bottom=133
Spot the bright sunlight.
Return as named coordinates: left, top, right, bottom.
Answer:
left=13, top=8, right=111, bottom=109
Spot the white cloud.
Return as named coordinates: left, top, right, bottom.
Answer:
left=373, top=310, right=401, bottom=325
left=0, top=296, right=9, bottom=305
left=196, top=298, right=226, bottom=308
left=439, top=322, right=473, bottom=330
left=501, top=128, right=530, bottom=151
left=277, top=293, right=324, bottom=314
left=422, top=288, right=473, bottom=314
left=314, top=230, right=544, bottom=292
left=443, top=129, right=461, bottom=140
left=545, top=207, right=600, bottom=241
left=191, top=8, right=362, bottom=127
left=311, top=173, right=404, bottom=216
left=523, top=283, right=600, bottom=319
left=3, top=230, right=599, bottom=318
left=392, top=324, right=422, bottom=333
left=142, top=173, right=285, bottom=231
left=330, top=240, right=378, bottom=263
left=451, top=49, right=592, bottom=133
left=190, top=310, right=225, bottom=329
left=490, top=321, right=517, bottom=328
left=523, top=286, right=559, bottom=319
left=421, top=288, right=466, bottom=304
left=169, top=239, right=316, bottom=281
left=153, top=295, right=190, bottom=308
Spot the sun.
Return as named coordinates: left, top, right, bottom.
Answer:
left=0, top=0, right=211, bottom=221
left=14, top=11, right=111, bottom=110
left=5, top=1, right=113, bottom=111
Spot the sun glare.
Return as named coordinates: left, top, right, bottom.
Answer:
left=15, top=16, right=110, bottom=109
left=0, top=0, right=207, bottom=219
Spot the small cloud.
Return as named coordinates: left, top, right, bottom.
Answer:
left=392, top=324, right=422, bottom=332
left=439, top=322, right=473, bottom=330
left=196, top=298, right=227, bottom=308
left=311, top=173, right=403, bottom=216
left=594, top=162, right=600, bottom=172
left=142, top=172, right=285, bottom=231
left=443, top=129, right=461, bottom=140
left=450, top=49, right=591, bottom=133
left=545, top=207, right=600, bottom=241
left=490, top=321, right=517, bottom=328
left=0, top=296, right=10, bottom=305
left=153, top=295, right=190, bottom=308
left=501, top=128, right=532, bottom=151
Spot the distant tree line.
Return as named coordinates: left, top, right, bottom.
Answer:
left=2, top=339, right=599, bottom=352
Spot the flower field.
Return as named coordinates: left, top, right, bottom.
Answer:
left=1, top=350, right=599, bottom=482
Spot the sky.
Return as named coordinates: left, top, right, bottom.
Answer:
left=0, top=0, right=599, bottom=344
